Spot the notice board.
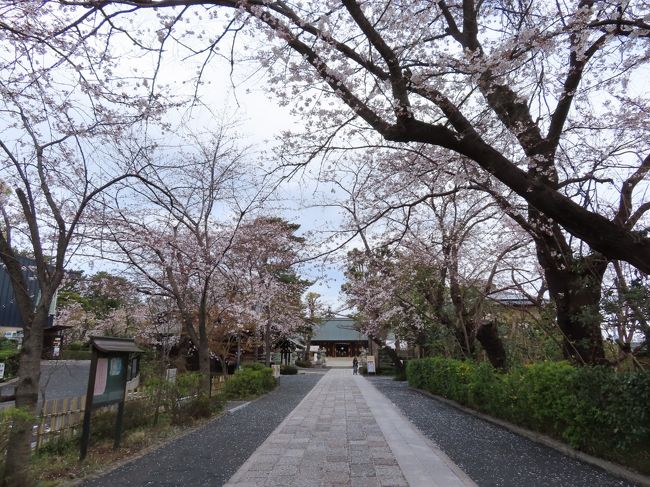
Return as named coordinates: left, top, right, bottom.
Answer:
left=367, top=356, right=376, bottom=374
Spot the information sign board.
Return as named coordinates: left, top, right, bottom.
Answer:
left=92, top=356, right=128, bottom=407
left=366, top=356, right=376, bottom=374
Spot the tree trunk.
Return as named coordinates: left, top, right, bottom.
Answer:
left=552, top=275, right=608, bottom=365
left=447, top=245, right=478, bottom=359
left=2, top=308, right=48, bottom=487
left=197, top=335, right=211, bottom=395
left=533, top=220, right=608, bottom=365
left=415, top=330, right=429, bottom=358
left=197, top=318, right=211, bottom=395
left=264, top=314, right=272, bottom=367
left=303, top=334, right=312, bottom=362
left=476, top=321, right=508, bottom=370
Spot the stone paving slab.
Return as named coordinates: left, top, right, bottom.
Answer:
left=225, top=369, right=474, bottom=487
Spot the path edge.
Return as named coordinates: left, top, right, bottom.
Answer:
left=412, top=386, right=650, bottom=487
left=359, top=377, right=477, bottom=487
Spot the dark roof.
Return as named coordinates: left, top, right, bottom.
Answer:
left=92, top=336, right=142, bottom=353
left=311, top=319, right=367, bottom=342
left=488, top=291, right=538, bottom=306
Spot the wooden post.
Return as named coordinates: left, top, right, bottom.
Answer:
left=113, top=399, right=125, bottom=450
left=80, top=348, right=98, bottom=460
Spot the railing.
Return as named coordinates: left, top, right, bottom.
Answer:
left=210, top=374, right=232, bottom=395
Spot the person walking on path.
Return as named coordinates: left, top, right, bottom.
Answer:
left=352, top=356, right=359, bottom=375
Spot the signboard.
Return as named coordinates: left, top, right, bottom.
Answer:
left=0, top=362, right=4, bottom=380
left=166, top=368, right=177, bottom=383
left=92, top=356, right=128, bottom=407
left=366, top=356, right=376, bottom=374
left=80, top=337, right=142, bottom=460
left=52, top=337, right=61, bottom=358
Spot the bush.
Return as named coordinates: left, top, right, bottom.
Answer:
left=138, top=370, right=212, bottom=426
left=280, top=365, right=298, bottom=375
left=0, top=339, right=19, bottom=379
left=0, top=407, right=34, bottom=459
left=91, top=397, right=158, bottom=441
left=241, top=362, right=267, bottom=371
left=222, top=365, right=275, bottom=398
left=407, top=357, right=650, bottom=473
left=60, top=349, right=92, bottom=360
left=294, top=359, right=311, bottom=368
left=67, top=341, right=88, bottom=351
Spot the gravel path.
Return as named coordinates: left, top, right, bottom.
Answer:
left=81, top=373, right=324, bottom=487
left=369, top=377, right=638, bottom=487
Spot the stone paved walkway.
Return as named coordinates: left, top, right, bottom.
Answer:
left=225, top=369, right=474, bottom=487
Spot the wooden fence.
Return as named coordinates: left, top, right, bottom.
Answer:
left=31, top=381, right=144, bottom=450
left=32, top=375, right=232, bottom=450
left=33, top=395, right=87, bottom=449
left=210, top=374, right=231, bottom=396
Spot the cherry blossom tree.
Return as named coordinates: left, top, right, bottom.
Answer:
left=57, top=271, right=141, bottom=342
left=94, top=130, right=258, bottom=393
left=0, top=4, right=165, bottom=483
left=54, top=0, right=650, bottom=276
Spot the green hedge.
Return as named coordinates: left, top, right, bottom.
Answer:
left=0, top=339, right=19, bottom=379
left=407, top=358, right=650, bottom=472
left=60, top=349, right=92, bottom=360
left=280, top=365, right=298, bottom=375
left=222, top=364, right=275, bottom=398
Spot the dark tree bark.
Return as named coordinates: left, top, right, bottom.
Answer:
left=541, top=252, right=608, bottom=364
left=476, top=321, right=508, bottom=370
left=0, top=251, right=60, bottom=486
left=529, top=209, right=608, bottom=365
left=264, top=309, right=272, bottom=367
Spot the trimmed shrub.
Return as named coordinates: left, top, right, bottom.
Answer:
left=60, top=349, right=92, bottom=360
left=280, top=365, right=298, bottom=375
left=67, top=341, right=87, bottom=351
left=294, top=359, right=312, bottom=368
left=407, top=357, right=650, bottom=473
left=222, top=365, right=275, bottom=398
